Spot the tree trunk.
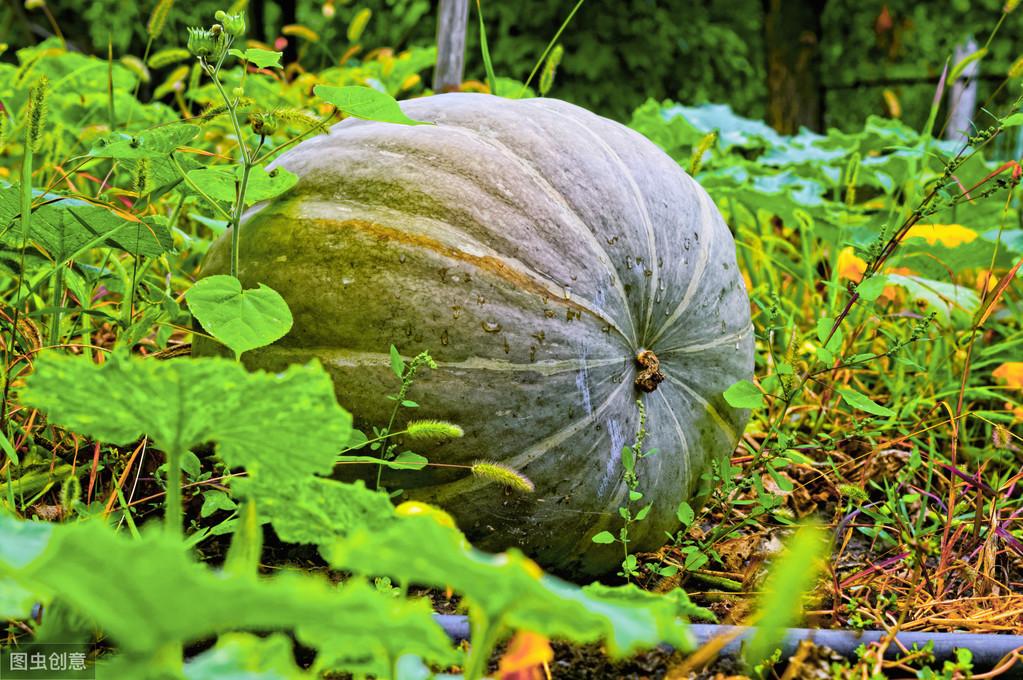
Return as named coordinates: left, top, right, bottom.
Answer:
left=433, top=0, right=469, bottom=93
left=764, top=0, right=826, bottom=133
left=279, top=0, right=297, bottom=65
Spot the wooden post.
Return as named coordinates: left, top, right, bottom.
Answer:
left=433, top=0, right=469, bottom=93
left=945, top=37, right=979, bottom=143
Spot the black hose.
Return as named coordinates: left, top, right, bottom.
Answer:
left=433, top=615, right=1023, bottom=676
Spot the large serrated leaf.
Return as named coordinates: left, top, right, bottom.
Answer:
left=4, top=197, right=172, bottom=260
left=324, top=516, right=693, bottom=656
left=0, top=515, right=454, bottom=674
left=20, top=352, right=349, bottom=482
left=234, top=476, right=394, bottom=544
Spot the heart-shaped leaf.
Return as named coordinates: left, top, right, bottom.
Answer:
left=187, top=275, right=293, bottom=359
left=722, top=379, right=764, bottom=409
left=313, top=85, right=430, bottom=126
left=229, top=48, right=283, bottom=69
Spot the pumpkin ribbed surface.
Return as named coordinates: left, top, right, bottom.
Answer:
left=194, top=93, right=754, bottom=576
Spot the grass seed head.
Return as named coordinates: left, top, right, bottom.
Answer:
left=472, top=460, right=534, bottom=493
left=405, top=419, right=464, bottom=441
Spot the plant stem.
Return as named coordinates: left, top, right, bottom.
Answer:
left=375, top=386, right=407, bottom=490
left=230, top=160, right=253, bottom=278
left=165, top=449, right=183, bottom=537
left=169, top=155, right=233, bottom=221
left=204, top=59, right=255, bottom=278
left=2, top=143, right=33, bottom=428
left=463, top=610, right=503, bottom=680
left=518, top=0, right=586, bottom=96
left=337, top=428, right=416, bottom=455
left=48, top=262, right=64, bottom=346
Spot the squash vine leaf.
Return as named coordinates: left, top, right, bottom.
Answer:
left=324, top=516, right=695, bottom=658
left=20, top=352, right=350, bottom=482
left=0, top=515, right=455, bottom=675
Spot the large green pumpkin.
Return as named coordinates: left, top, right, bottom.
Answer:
left=194, top=93, right=754, bottom=576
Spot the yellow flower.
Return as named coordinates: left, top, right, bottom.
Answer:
left=904, top=224, right=978, bottom=248
left=498, top=631, right=553, bottom=679
left=993, top=362, right=1023, bottom=390
left=837, top=247, right=867, bottom=283
left=977, top=270, right=1000, bottom=293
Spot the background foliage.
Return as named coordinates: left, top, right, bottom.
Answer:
left=6, top=0, right=1023, bottom=131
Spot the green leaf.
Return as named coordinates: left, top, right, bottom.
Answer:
left=855, top=274, right=888, bottom=302
left=0, top=515, right=454, bottom=671
left=0, top=577, right=36, bottom=619
left=184, top=633, right=311, bottom=679
left=815, top=316, right=841, bottom=346
left=583, top=583, right=715, bottom=623
left=765, top=462, right=794, bottom=492
left=200, top=490, right=237, bottom=518
left=621, top=444, right=635, bottom=475
left=186, top=275, right=293, bottom=359
left=949, top=47, right=987, bottom=81
left=235, top=476, right=394, bottom=544
left=20, top=352, right=350, bottom=482
left=815, top=316, right=843, bottom=364
left=392, top=451, right=428, bottom=470
left=185, top=165, right=298, bottom=205
left=324, top=516, right=693, bottom=656
left=475, top=0, right=498, bottom=95
left=390, top=344, right=405, bottom=379
left=744, top=524, right=826, bottom=667
left=88, top=124, right=201, bottom=159
left=313, top=85, right=430, bottom=125
left=0, top=516, right=53, bottom=568
left=591, top=530, right=616, bottom=544
left=838, top=387, right=896, bottom=418
left=722, top=379, right=764, bottom=409
left=885, top=273, right=980, bottom=323
left=1002, top=113, right=1023, bottom=128
left=230, top=48, right=283, bottom=69
left=634, top=505, right=652, bottom=521
left=336, top=454, right=428, bottom=470
left=676, top=501, right=695, bottom=527
left=0, top=429, right=19, bottom=466
left=8, top=200, right=172, bottom=261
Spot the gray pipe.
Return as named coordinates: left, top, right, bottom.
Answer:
left=433, top=615, right=1023, bottom=675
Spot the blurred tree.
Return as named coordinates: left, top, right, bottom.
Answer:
left=764, top=0, right=825, bottom=132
